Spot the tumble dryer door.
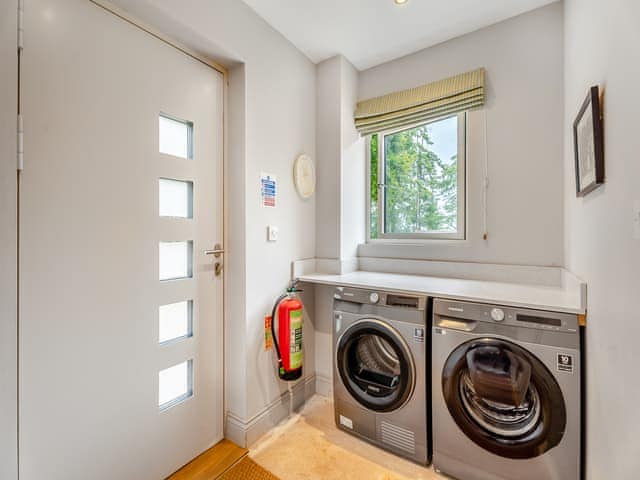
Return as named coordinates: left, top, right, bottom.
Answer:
left=441, top=338, right=566, bottom=459
left=336, top=319, right=415, bottom=413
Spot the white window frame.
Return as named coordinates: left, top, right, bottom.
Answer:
left=366, top=112, right=467, bottom=242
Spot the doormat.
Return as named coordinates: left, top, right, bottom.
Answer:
left=219, top=457, right=280, bottom=480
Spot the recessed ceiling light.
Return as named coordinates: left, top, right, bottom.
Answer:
left=394, top=0, right=409, bottom=5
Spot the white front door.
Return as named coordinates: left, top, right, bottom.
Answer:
left=20, top=1, right=224, bottom=478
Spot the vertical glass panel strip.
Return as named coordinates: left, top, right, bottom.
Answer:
left=159, top=114, right=193, bottom=159
left=159, top=241, right=193, bottom=281
left=159, top=300, right=193, bottom=344
left=158, top=360, right=193, bottom=409
left=159, top=178, right=193, bottom=218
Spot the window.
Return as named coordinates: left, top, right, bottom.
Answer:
left=159, top=178, right=193, bottom=218
left=158, top=300, right=193, bottom=344
left=369, top=113, right=466, bottom=240
left=158, top=241, right=193, bottom=281
left=158, top=360, right=193, bottom=410
left=159, top=114, right=193, bottom=159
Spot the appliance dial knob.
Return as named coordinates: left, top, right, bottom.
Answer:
left=369, top=292, right=380, bottom=304
left=490, top=308, right=505, bottom=322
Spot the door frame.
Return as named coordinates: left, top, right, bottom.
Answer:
left=89, top=0, right=227, bottom=75
left=1, top=0, right=19, bottom=478
left=12, top=0, right=230, bottom=475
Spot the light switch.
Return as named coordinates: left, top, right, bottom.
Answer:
left=267, top=225, right=279, bottom=242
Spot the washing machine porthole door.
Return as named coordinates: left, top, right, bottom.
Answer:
left=442, top=338, right=567, bottom=459
left=336, top=319, right=415, bottom=413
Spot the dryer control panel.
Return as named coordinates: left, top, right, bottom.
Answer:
left=334, top=286, right=427, bottom=311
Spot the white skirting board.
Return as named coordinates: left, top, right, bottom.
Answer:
left=225, top=374, right=317, bottom=448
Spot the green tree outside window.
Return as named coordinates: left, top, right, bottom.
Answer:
left=370, top=116, right=459, bottom=238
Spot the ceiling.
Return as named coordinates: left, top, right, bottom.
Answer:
left=241, top=0, right=558, bottom=70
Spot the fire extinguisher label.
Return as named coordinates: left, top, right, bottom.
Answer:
left=289, top=309, right=303, bottom=370
left=264, top=315, right=273, bottom=351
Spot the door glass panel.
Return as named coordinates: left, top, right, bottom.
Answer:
left=337, top=321, right=414, bottom=413
left=349, top=334, right=401, bottom=396
left=158, top=360, right=193, bottom=409
left=159, top=300, right=193, bottom=344
left=461, top=345, right=540, bottom=437
left=441, top=338, right=568, bottom=459
left=159, top=241, right=193, bottom=281
left=159, top=114, right=193, bottom=159
left=460, top=371, right=541, bottom=437
left=159, top=178, right=193, bottom=218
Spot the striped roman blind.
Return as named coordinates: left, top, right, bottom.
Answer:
left=354, top=68, right=485, bottom=135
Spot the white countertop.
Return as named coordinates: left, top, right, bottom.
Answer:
left=297, top=270, right=585, bottom=314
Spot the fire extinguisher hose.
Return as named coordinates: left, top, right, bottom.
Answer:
left=270, top=293, right=288, bottom=366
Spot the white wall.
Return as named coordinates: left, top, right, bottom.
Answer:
left=358, top=3, right=564, bottom=267
left=313, top=55, right=364, bottom=391
left=315, top=55, right=365, bottom=267
left=340, top=58, right=366, bottom=261
left=315, top=58, right=342, bottom=261
left=311, top=5, right=565, bottom=398
left=313, top=284, right=335, bottom=394
left=108, top=0, right=317, bottom=445
left=225, top=64, right=248, bottom=421
left=563, top=0, right=640, bottom=477
left=0, top=0, right=18, bottom=478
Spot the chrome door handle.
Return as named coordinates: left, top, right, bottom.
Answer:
left=204, top=243, right=224, bottom=258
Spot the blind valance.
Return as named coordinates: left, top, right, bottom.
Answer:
left=354, top=68, right=485, bottom=135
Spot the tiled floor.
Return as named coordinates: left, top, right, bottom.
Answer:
left=250, top=395, right=447, bottom=480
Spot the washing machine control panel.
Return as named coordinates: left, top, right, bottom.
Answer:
left=433, top=299, right=580, bottom=333
left=490, top=308, right=505, bottom=322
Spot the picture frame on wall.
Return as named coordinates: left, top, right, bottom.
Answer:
left=573, top=85, right=604, bottom=196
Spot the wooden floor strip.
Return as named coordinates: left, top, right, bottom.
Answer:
left=167, top=439, right=248, bottom=480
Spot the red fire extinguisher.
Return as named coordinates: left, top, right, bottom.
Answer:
left=271, top=283, right=303, bottom=381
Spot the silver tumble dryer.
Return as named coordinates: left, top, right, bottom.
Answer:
left=432, top=298, right=581, bottom=480
left=333, top=287, right=429, bottom=465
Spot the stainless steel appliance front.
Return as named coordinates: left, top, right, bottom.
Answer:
left=333, top=287, right=429, bottom=465
left=432, top=298, right=581, bottom=480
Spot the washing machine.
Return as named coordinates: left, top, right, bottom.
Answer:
left=432, top=298, right=581, bottom=480
left=333, top=286, right=429, bottom=465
